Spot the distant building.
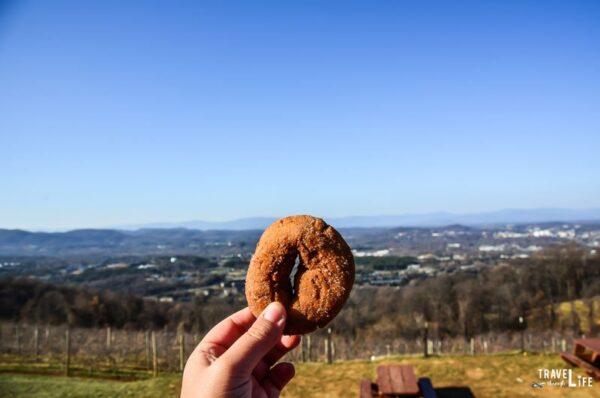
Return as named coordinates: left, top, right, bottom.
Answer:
left=105, top=262, right=128, bottom=269
left=529, top=228, right=553, bottom=238
left=352, top=249, right=390, bottom=257
left=406, top=264, right=421, bottom=271
left=557, top=230, right=576, bottom=239
left=479, top=245, right=505, bottom=252
left=137, top=263, right=157, bottom=269
left=418, top=253, right=437, bottom=261
left=494, top=231, right=527, bottom=239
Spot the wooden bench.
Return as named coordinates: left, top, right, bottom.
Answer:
left=359, top=379, right=377, bottom=398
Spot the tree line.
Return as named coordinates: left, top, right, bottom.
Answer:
left=1, top=244, right=599, bottom=343
left=330, top=244, right=600, bottom=342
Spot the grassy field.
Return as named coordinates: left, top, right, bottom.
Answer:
left=1, top=353, right=599, bottom=397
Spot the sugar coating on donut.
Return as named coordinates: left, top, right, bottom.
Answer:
left=245, top=215, right=355, bottom=335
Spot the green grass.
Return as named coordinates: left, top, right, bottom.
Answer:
left=0, top=373, right=180, bottom=398
left=286, top=353, right=600, bottom=398
left=1, top=353, right=599, bottom=397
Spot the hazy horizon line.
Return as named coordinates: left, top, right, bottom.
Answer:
left=4, top=206, right=600, bottom=233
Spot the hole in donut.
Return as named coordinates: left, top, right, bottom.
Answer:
left=289, top=255, right=301, bottom=297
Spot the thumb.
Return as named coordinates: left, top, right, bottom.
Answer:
left=219, top=302, right=286, bottom=376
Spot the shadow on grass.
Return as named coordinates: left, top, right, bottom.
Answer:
left=419, top=376, right=475, bottom=398
left=435, top=387, right=476, bottom=398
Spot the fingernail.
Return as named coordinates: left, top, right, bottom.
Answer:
left=263, top=302, right=285, bottom=326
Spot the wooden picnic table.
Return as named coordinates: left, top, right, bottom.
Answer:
left=376, top=365, right=420, bottom=397
left=561, top=338, right=600, bottom=380
left=359, top=364, right=443, bottom=398
left=574, top=338, right=600, bottom=366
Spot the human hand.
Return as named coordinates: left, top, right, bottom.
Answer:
left=181, top=302, right=301, bottom=398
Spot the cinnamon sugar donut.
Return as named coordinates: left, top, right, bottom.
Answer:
left=245, top=215, right=355, bottom=335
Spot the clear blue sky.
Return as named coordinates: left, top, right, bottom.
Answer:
left=1, top=0, right=599, bottom=230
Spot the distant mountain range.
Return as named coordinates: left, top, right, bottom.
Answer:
left=116, top=208, right=600, bottom=230
left=0, top=228, right=263, bottom=257
left=1, top=208, right=599, bottom=257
